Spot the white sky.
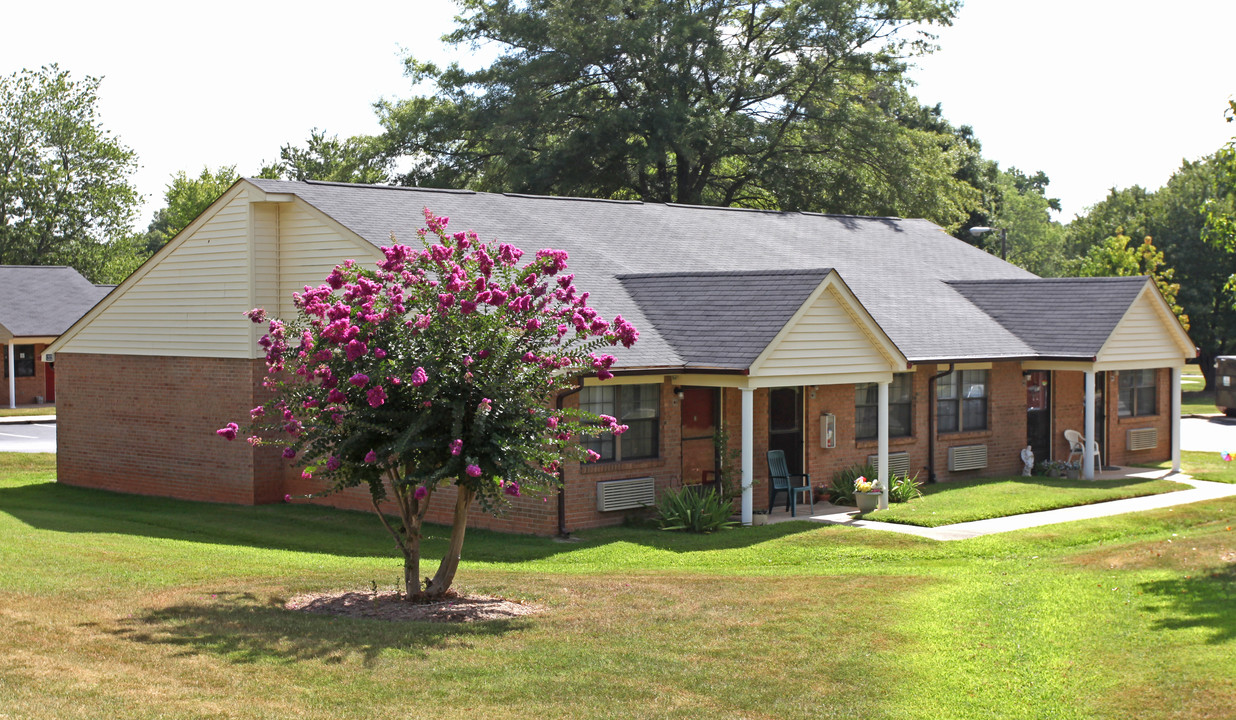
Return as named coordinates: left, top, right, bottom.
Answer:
left=2, top=0, right=1233, bottom=226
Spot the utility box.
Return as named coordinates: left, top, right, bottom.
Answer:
left=820, top=413, right=836, bottom=449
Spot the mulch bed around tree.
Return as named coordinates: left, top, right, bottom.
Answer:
left=285, top=589, right=544, bottom=623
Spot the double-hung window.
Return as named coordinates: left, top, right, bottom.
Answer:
left=1118, top=369, right=1157, bottom=417
left=1, top=345, right=35, bottom=378
left=936, top=370, right=988, bottom=432
left=580, top=384, right=660, bottom=461
left=855, top=373, right=913, bottom=441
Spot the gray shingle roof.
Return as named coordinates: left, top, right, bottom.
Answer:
left=948, top=277, right=1150, bottom=359
left=0, top=266, right=111, bottom=338
left=618, top=269, right=831, bottom=369
left=243, top=179, right=1158, bottom=367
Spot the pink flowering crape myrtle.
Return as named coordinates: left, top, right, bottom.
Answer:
left=220, top=208, right=637, bottom=600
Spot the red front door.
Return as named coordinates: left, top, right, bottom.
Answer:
left=680, top=387, right=719, bottom=485
left=45, top=362, right=55, bottom=404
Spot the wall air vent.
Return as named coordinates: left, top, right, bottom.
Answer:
left=867, top=451, right=911, bottom=479
left=1127, top=428, right=1159, bottom=451
left=596, top=477, right=656, bottom=512
left=947, top=445, right=988, bottom=472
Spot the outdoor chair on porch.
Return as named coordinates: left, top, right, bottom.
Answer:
left=767, top=449, right=813, bottom=517
left=1064, top=429, right=1102, bottom=470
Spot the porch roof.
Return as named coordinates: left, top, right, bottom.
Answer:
left=0, top=266, right=111, bottom=340
left=617, top=268, right=831, bottom=369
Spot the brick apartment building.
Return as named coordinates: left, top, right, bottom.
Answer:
left=46, top=179, right=1195, bottom=534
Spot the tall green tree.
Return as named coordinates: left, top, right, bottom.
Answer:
left=379, top=0, right=970, bottom=225
left=143, top=166, right=240, bottom=253
left=1077, top=232, right=1187, bottom=328
left=261, top=129, right=391, bottom=184
left=0, top=65, right=141, bottom=282
left=981, top=168, right=1067, bottom=276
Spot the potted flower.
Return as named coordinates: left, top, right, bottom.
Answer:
left=751, top=509, right=770, bottom=526
left=1065, top=461, right=1081, bottom=480
left=853, top=476, right=883, bottom=514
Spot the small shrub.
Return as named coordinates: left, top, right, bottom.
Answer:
left=830, top=462, right=876, bottom=505
left=656, top=487, right=738, bottom=533
left=888, top=472, right=922, bottom=503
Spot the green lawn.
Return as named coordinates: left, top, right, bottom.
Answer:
left=0, top=405, right=55, bottom=417
left=1142, top=449, right=1236, bottom=484
left=2, top=453, right=1234, bottom=719
left=866, top=476, right=1184, bottom=527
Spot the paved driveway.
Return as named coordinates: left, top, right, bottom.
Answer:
left=0, top=422, right=56, bottom=453
left=1181, top=416, right=1236, bottom=453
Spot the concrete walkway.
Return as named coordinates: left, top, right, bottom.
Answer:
left=769, top=470, right=1236, bottom=541
left=0, top=414, right=56, bottom=425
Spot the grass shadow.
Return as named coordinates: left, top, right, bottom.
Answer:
left=0, top=477, right=825, bottom=566
left=105, top=590, right=530, bottom=666
left=1139, top=563, right=1236, bottom=644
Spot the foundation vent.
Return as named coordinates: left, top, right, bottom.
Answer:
left=1127, top=428, right=1159, bottom=451
left=867, top=451, right=912, bottom=479
left=947, top=444, right=988, bottom=472
left=596, top=477, right=656, bottom=512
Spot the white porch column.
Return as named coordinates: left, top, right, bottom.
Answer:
left=1083, top=370, right=1096, bottom=480
left=1171, top=366, right=1182, bottom=474
left=7, top=343, right=14, bottom=410
left=878, top=379, right=889, bottom=510
left=740, top=387, right=754, bottom=526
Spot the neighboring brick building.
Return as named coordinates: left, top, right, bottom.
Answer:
left=0, top=266, right=111, bottom=408
left=46, top=179, right=1196, bottom=534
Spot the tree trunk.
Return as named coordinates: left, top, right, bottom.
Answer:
left=424, top=486, right=476, bottom=597
left=404, top=530, right=421, bottom=599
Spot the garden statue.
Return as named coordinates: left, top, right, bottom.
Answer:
left=1020, top=446, right=1034, bottom=476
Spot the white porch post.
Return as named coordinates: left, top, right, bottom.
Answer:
left=878, top=379, right=889, bottom=510
left=740, top=387, right=754, bottom=526
left=1083, top=370, right=1096, bottom=480
left=1171, top=366, right=1182, bottom=474
left=6, top=343, right=14, bottom=410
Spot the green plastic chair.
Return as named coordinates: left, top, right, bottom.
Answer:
left=767, top=449, right=813, bottom=517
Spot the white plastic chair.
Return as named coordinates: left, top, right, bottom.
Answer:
left=1064, top=429, right=1102, bottom=470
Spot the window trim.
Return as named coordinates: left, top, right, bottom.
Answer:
left=855, top=373, right=914, bottom=441
left=580, top=383, right=661, bottom=462
left=936, top=369, right=989, bottom=434
left=1117, top=368, right=1158, bottom=418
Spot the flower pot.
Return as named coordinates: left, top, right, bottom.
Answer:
left=751, top=513, right=769, bottom=526
left=855, top=492, right=880, bottom=514
left=1066, top=467, right=1080, bottom=480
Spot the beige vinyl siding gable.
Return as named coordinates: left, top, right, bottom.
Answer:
left=751, top=282, right=895, bottom=380
left=60, top=192, right=254, bottom=358
left=277, top=202, right=383, bottom=318
left=1096, top=286, right=1192, bottom=369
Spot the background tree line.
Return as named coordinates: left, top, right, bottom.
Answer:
left=4, top=2, right=1234, bottom=375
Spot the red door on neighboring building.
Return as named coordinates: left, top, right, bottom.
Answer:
left=45, top=362, right=55, bottom=404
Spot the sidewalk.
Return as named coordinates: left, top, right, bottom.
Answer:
left=771, top=470, right=1236, bottom=541
left=0, top=413, right=56, bottom=425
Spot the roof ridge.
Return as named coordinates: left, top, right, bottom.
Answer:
left=502, top=192, right=642, bottom=205
left=619, top=268, right=832, bottom=280
left=949, top=276, right=1149, bottom=285
left=0, top=265, right=75, bottom=270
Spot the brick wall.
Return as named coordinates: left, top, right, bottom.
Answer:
left=1, top=343, right=51, bottom=406
left=56, top=352, right=281, bottom=504
left=55, top=353, right=1176, bottom=537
